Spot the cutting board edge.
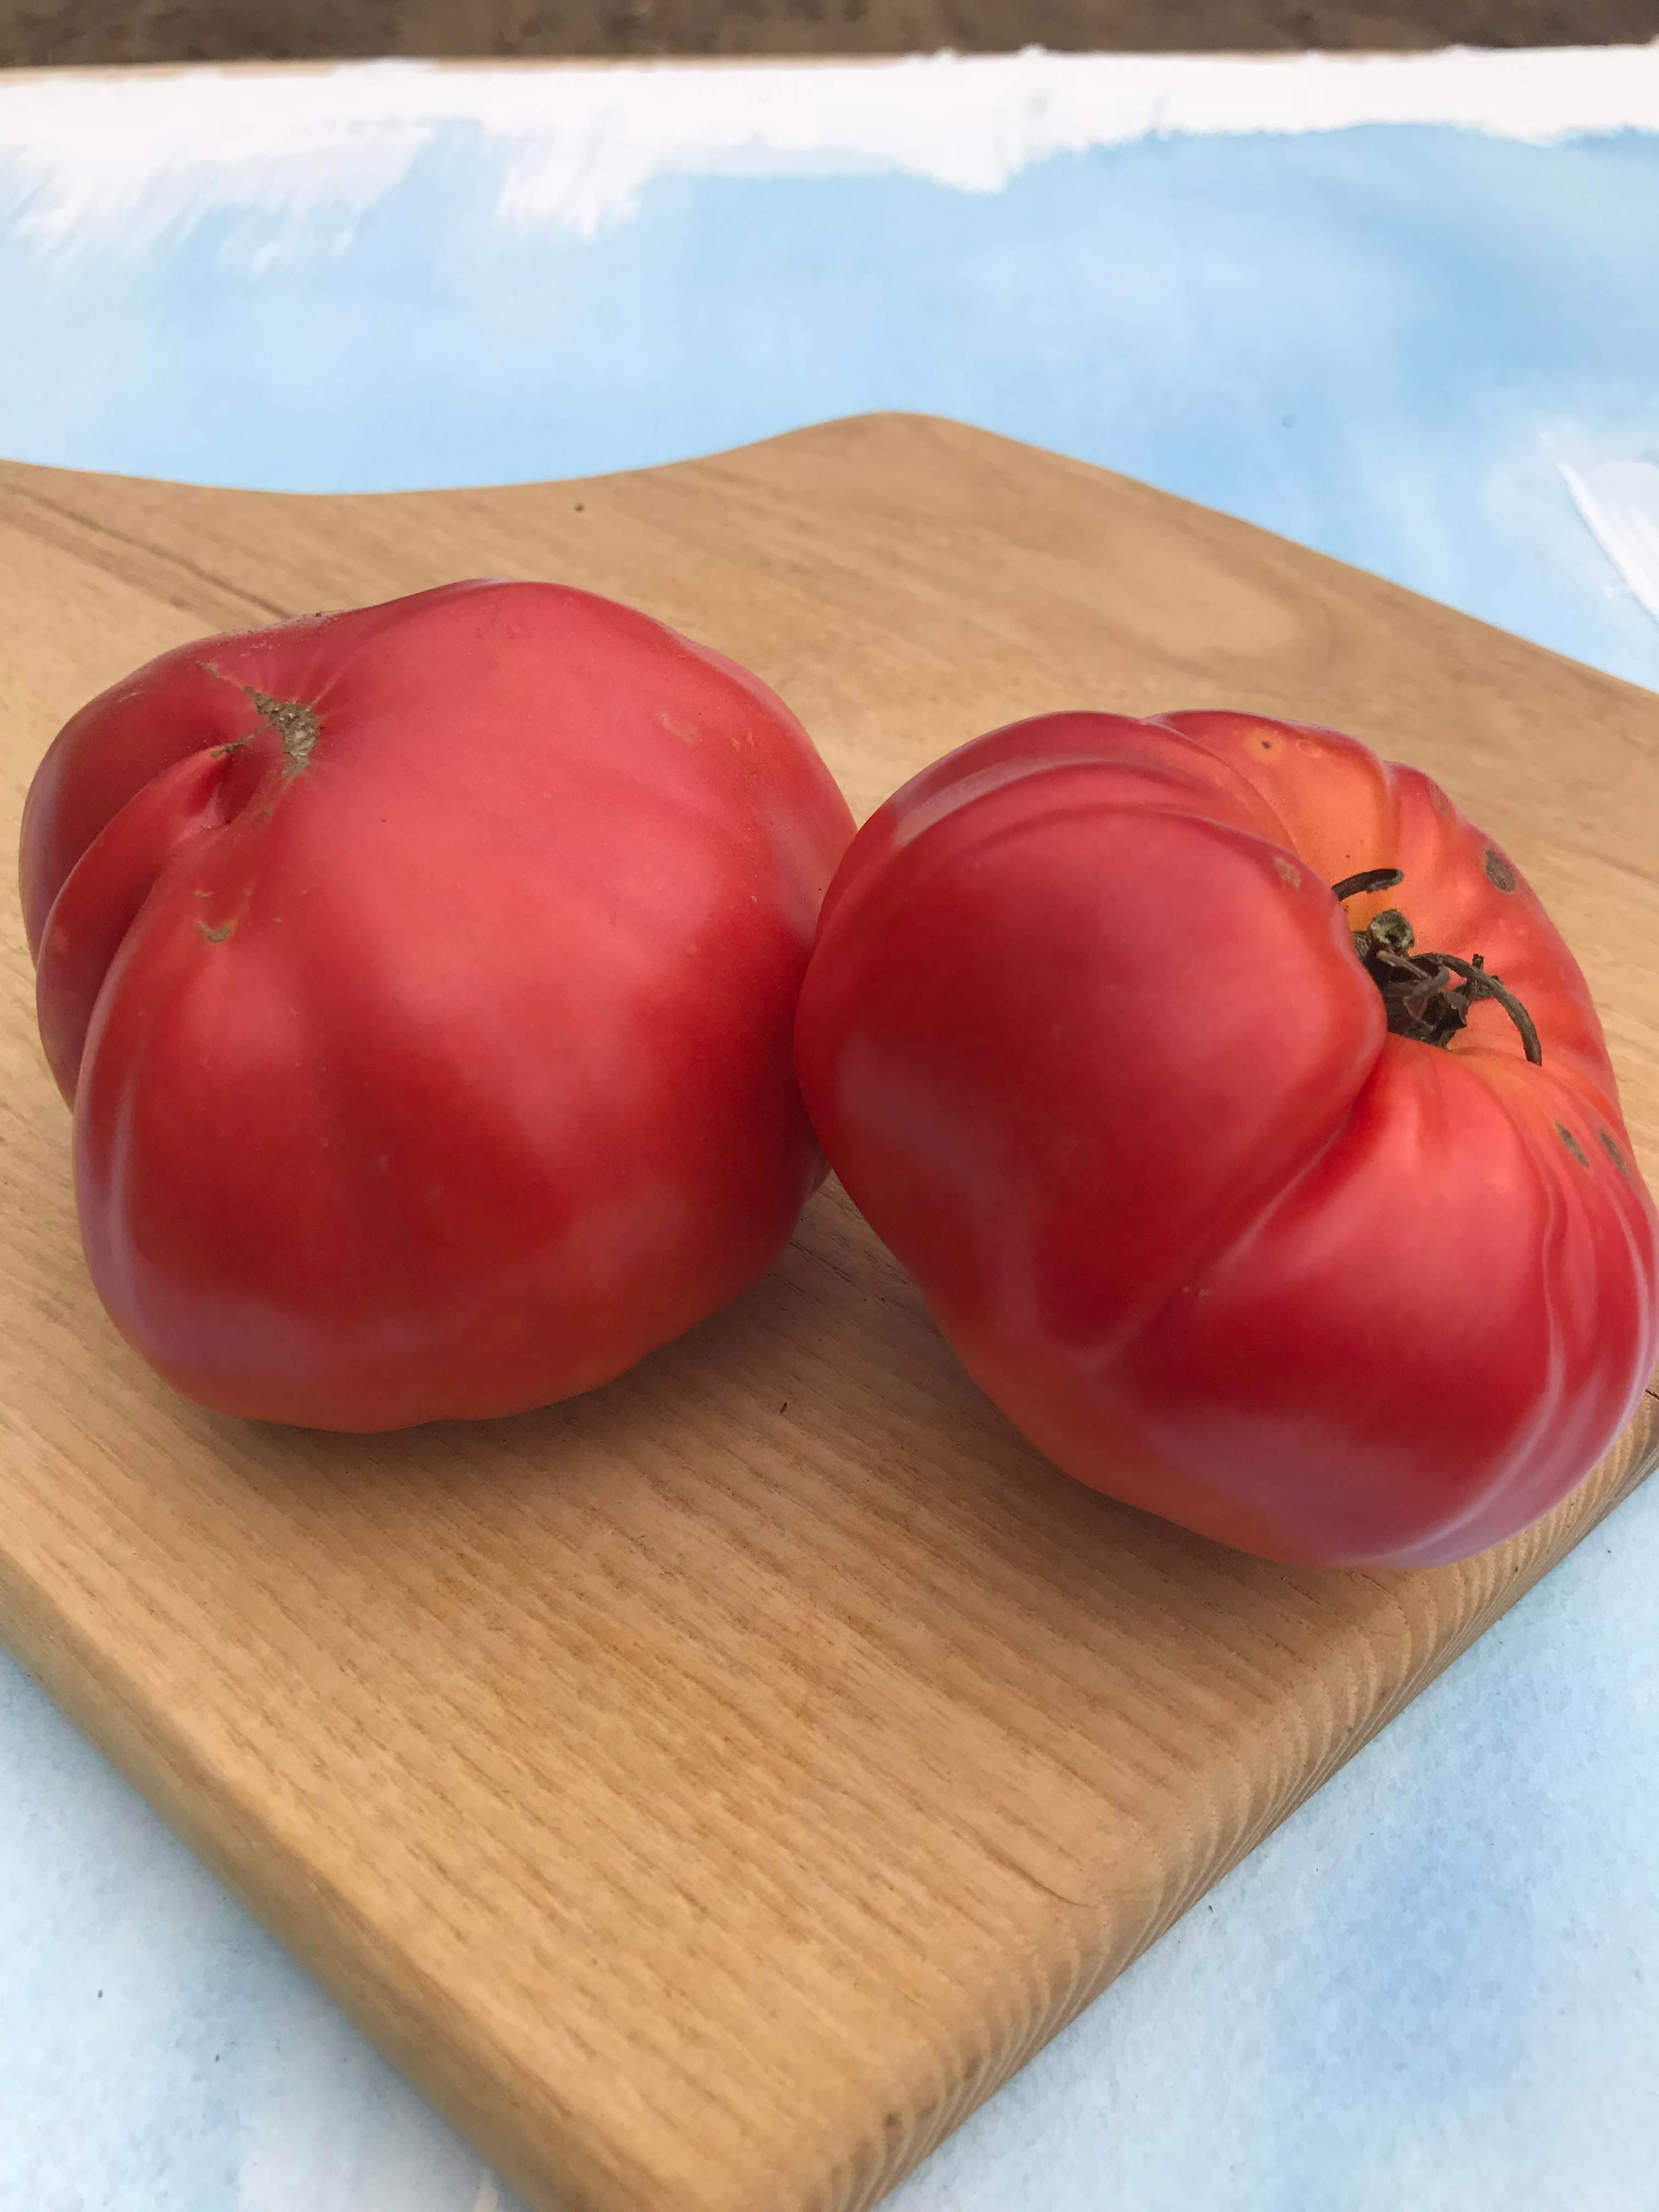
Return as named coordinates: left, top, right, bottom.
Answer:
left=0, top=1519, right=615, bottom=2212
left=7, top=414, right=1659, bottom=732
left=829, top=1391, right=1659, bottom=2212
left=3, top=1391, right=1655, bottom=2212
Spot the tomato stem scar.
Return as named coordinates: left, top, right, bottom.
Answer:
left=246, top=687, right=318, bottom=771
left=1333, top=870, right=1543, bottom=1066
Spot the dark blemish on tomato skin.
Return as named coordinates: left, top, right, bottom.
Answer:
left=1485, top=848, right=1517, bottom=893
left=1599, top=1130, right=1633, bottom=1178
left=1557, top=1123, right=1590, bottom=1168
left=196, top=919, right=235, bottom=944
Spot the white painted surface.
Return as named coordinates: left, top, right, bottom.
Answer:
left=1562, top=460, right=1659, bottom=627
left=4, top=44, right=1659, bottom=250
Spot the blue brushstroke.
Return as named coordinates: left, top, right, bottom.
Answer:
left=5, top=124, right=1659, bottom=687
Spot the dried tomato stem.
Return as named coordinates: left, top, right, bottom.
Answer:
left=1423, top=952, right=1543, bottom=1066
left=1332, top=871, right=1543, bottom=1066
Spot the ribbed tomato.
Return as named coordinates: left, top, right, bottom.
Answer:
left=795, top=709, right=1658, bottom=1567
left=22, top=580, right=853, bottom=1430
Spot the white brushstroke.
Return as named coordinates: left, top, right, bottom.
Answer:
left=1, top=43, right=1658, bottom=256
left=1561, top=459, right=1659, bottom=631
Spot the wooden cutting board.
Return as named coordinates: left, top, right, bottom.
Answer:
left=3, top=413, right=1657, bottom=2212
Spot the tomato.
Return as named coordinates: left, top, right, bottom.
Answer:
left=796, top=709, right=1659, bottom=1567
left=21, top=580, right=854, bottom=1430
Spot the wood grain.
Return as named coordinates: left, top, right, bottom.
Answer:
left=2, top=413, right=1656, bottom=2212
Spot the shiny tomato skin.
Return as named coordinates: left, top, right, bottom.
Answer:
left=795, top=709, right=1659, bottom=1568
left=22, top=580, right=854, bottom=1430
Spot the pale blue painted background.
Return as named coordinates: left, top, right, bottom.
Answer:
left=5, top=123, right=1659, bottom=687
left=4, top=75, right=1658, bottom=2212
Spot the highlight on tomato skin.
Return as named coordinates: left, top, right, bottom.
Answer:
left=20, top=579, right=856, bottom=1432
left=795, top=706, right=1659, bottom=1571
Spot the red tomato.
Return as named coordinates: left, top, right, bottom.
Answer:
left=22, top=580, right=853, bottom=1430
left=796, top=709, right=1659, bottom=1567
